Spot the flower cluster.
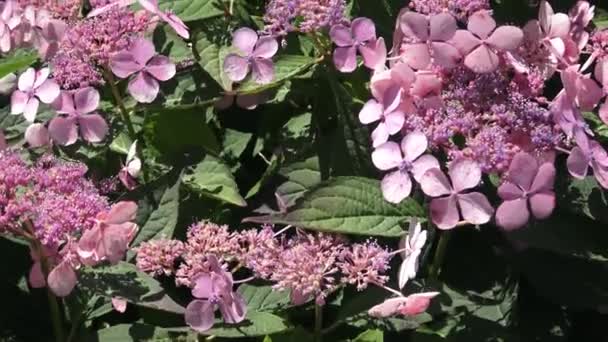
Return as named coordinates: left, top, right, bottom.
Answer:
left=263, top=0, right=347, bottom=36
left=0, top=149, right=138, bottom=297
left=328, top=1, right=605, bottom=230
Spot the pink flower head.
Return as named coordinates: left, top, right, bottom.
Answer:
left=111, top=38, right=176, bottom=103
left=24, top=6, right=67, bottom=60
left=330, top=17, right=386, bottom=72
left=77, top=201, right=139, bottom=266
left=0, top=0, right=21, bottom=53
left=48, top=87, right=108, bottom=146
left=398, top=219, right=427, bottom=289
left=451, top=10, right=523, bottom=73
left=359, top=85, right=405, bottom=147
left=223, top=28, right=278, bottom=84
left=567, top=140, right=608, bottom=189
left=119, top=140, right=141, bottom=190
left=372, top=131, right=439, bottom=203
left=399, top=12, right=460, bottom=70
left=495, top=152, right=556, bottom=230
left=185, top=255, right=247, bottom=332
left=550, top=86, right=593, bottom=150
left=523, top=1, right=571, bottom=59
left=368, top=292, right=439, bottom=318
left=420, top=159, right=494, bottom=229
left=560, top=64, right=602, bottom=112
left=88, top=0, right=189, bottom=39
left=11, top=67, right=60, bottom=122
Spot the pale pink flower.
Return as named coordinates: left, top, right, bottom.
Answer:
left=567, top=140, right=608, bottom=189
left=330, top=17, right=386, bottom=72
left=398, top=219, right=427, bottom=289
left=368, top=292, right=439, bottom=318
left=0, top=0, right=21, bottom=53
left=359, top=85, right=405, bottom=147
left=112, top=297, right=128, bottom=313
left=11, top=67, right=60, bottom=122
left=223, top=28, right=278, bottom=84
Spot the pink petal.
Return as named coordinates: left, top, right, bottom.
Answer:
left=224, top=54, right=250, bottom=82
left=381, top=170, right=412, bottom=203
left=567, top=146, right=590, bottom=179
left=10, top=90, right=29, bottom=115
left=218, top=292, right=247, bottom=324
left=106, top=201, right=138, bottom=224
left=594, top=57, right=608, bottom=87
left=192, top=274, right=214, bottom=299
left=421, top=168, right=452, bottom=197
left=467, top=10, right=496, bottom=39
left=400, top=12, right=429, bottom=42
left=496, top=198, right=529, bottom=230
left=25, top=123, right=49, bottom=147
left=53, top=91, right=75, bottom=114
left=449, top=159, right=481, bottom=192
left=359, top=99, right=383, bottom=124
left=371, top=122, right=390, bottom=148
left=232, top=27, right=258, bottom=56
left=33, top=68, right=50, bottom=89
left=112, top=297, right=128, bottom=313
left=401, top=131, right=427, bottom=162
left=111, top=52, right=142, bottom=79
left=457, top=192, right=494, bottom=225
left=523, top=19, right=542, bottom=43
left=48, top=116, right=78, bottom=146
left=128, top=72, right=160, bottom=103
left=382, top=85, right=402, bottom=113
left=333, top=46, right=358, bottom=73
left=162, top=12, right=190, bottom=39
left=74, top=87, right=99, bottom=114
left=329, top=24, right=354, bottom=47
left=529, top=163, right=556, bottom=193
left=103, top=223, right=135, bottom=264
left=548, top=13, right=571, bottom=38
left=384, top=111, right=405, bottom=135
left=372, top=141, right=403, bottom=170
left=430, top=195, right=460, bottom=229
left=23, top=97, right=40, bottom=122
left=497, top=181, right=524, bottom=200
left=411, top=155, right=440, bottom=183
left=601, top=100, right=608, bottom=126
left=252, top=36, right=278, bottom=59
left=79, top=114, right=108, bottom=143
left=399, top=292, right=440, bottom=316
left=77, top=226, right=102, bottom=264
left=29, top=261, right=46, bottom=288
left=486, top=26, right=524, bottom=51
left=576, top=77, right=602, bottom=111
left=429, top=13, right=457, bottom=42
left=539, top=0, right=554, bottom=34
left=450, top=29, right=481, bottom=55
left=185, top=300, right=215, bottom=332
left=130, top=38, right=157, bottom=66
left=464, top=44, right=499, bottom=73
left=359, top=38, right=387, bottom=71
left=48, top=262, right=77, bottom=297
left=251, top=58, right=275, bottom=84
left=145, top=55, right=176, bottom=81
left=430, top=42, right=461, bottom=68
left=506, top=152, right=538, bottom=190
left=411, top=71, right=442, bottom=97
left=17, top=67, right=35, bottom=92
left=390, top=62, right=416, bottom=89
left=368, top=297, right=407, bottom=318
left=529, top=191, right=555, bottom=220
left=401, top=43, right=431, bottom=70
left=352, top=17, right=376, bottom=43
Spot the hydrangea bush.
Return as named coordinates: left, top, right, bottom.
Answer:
left=0, top=0, right=607, bottom=341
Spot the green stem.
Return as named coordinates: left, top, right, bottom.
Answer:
left=429, top=230, right=451, bottom=279
left=314, top=304, right=323, bottom=342
left=103, top=68, right=136, bottom=140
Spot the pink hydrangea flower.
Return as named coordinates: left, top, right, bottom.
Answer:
left=371, top=131, right=439, bottom=203
left=398, top=219, right=427, bottom=289
left=118, top=140, right=141, bottom=190
left=185, top=255, right=247, bottom=332
left=523, top=1, right=571, bottom=61
left=420, top=159, right=494, bottom=229
left=359, top=85, right=405, bottom=148
left=77, top=201, right=139, bottom=266
left=111, top=38, right=176, bottom=103
left=223, top=28, right=278, bottom=85
left=398, top=12, right=460, bottom=70
left=567, top=140, right=608, bottom=189
left=451, top=10, right=523, bottom=73
left=48, top=87, right=108, bottom=146
left=368, top=292, right=439, bottom=318
left=11, top=67, right=60, bottom=122
left=330, top=17, right=386, bottom=72
left=0, top=0, right=21, bottom=53
left=23, top=6, right=67, bottom=60
left=495, top=152, right=556, bottom=230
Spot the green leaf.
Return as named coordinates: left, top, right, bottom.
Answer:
left=201, top=311, right=290, bottom=337
left=109, top=132, right=133, bottom=155
left=237, top=283, right=291, bottom=312
left=557, top=175, right=608, bottom=225
left=195, top=35, right=233, bottom=91
left=131, top=177, right=181, bottom=247
left=95, top=323, right=190, bottom=342
left=0, top=50, right=38, bottom=78
left=238, top=55, right=316, bottom=93
left=276, top=156, right=321, bottom=207
left=157, top=0, right=224, bottom=22
left=183, top=155, right=247, bottom=207
left=248, top=177, right=424, bottom=237
left=222, top=129, right=253, bottom=160
left=351, top=329, right=383, bottom=342
left=594, top=8, right=608, bottom=29
left=153, top=25, right=192, bottom=62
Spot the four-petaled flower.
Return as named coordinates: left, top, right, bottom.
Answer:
left=368, top=292, right=439, bottom=318
left=398, top=219, right=427, bottom=289
left=330, top=17, right=386, bottom=72
left=451, top=10, right=523, bottom=73
left=111, top=38, right=176, bottom=103
left=399, top=12, right=460, bottom=70
left=223, top=28, right=278, bottom=85
left=185, top=255, right=247, bottom=332
left=421, top=159, right=494, bottom=229
left=48, top=87, right=108, bottom=145
left=359, top=85, right=405, bottom=148
left=495, top=152, right=556, bottom=230
left=372, top=131, right=439, bottom=203
left=11, top=67, right=60, bottom=122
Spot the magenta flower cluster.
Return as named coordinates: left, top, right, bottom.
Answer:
left=263, top=0, right=347, bottom=36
